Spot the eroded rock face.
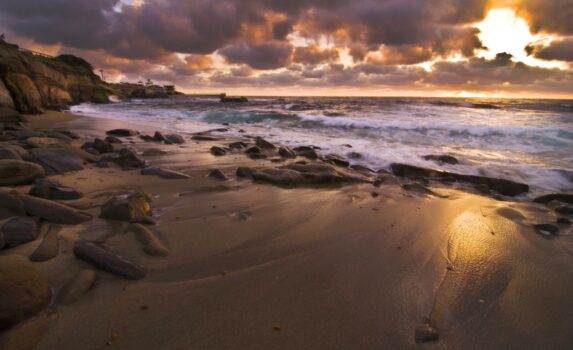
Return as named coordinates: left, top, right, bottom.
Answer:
left=0, top=255, right=52, bottom=330
left=0, top=159, right=45, bottom=186
left=73, top=241, right=146, bottom=280
left=100, top=191, right=153, bottom=223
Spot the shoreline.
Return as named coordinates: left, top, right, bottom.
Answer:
left=1, top=111, right=573, bottom=349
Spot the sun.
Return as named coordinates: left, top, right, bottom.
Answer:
left=476, top=8, right=564, bottom=69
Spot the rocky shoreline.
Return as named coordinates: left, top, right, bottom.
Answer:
left=1, top=111, right=572, bottom=349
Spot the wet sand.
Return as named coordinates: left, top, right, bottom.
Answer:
left=2, top=111, right=573, bottom=350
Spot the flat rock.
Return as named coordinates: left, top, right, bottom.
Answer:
left=533, top=194, right=573, bottom=205
left=209, top=168, right=228, bottom=181
left=141, top=166, right=191, bottom=179
left=29, top=224, right=61, bottom=262
left=18, top=194, right=92, bottom=224
left=0, top=160, right=45, bottom=186
left=0, top=190, right=26, bottom=219
left=28, top=148, right=84, bottom=175
left=100, top=191, right=153, bottom=223
left=1, top=217, right=40, bottom=248
left=73, top=241, right=146, bottom=280
left=423, top=154, right=459, bottom=165
left=210, top=146, right=227, bottom=156
left=0, top=255, right=52, bottom=330
left=0, top=147, right=22, bottom=160
left=106, top=129, right=139, bottom=137
left=415, top=323, right=439, bottom=343
left=29, top=178, right=82, bottom=200
left=127, top=223, right=169, bottom=256
left=56, top=269, right=96, bottom=305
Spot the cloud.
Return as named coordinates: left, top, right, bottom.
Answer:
left=517, top=0, right=573, bottom=35
left=293, top=45, right=339, bottom=65
left=528, top=38, right=573, bottom=62
left=219, top=42, right=294, bottom=70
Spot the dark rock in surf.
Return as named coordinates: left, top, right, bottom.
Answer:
left=208, top=168, right=228, bottom=181
left=73, top=241, right=146, bottom=280
left=210, top=146, right=227, bottom=156
left=141, top=166, right=190, bottom=179
left=533, top=194, right=573, bottom=205
left=422, top=154, right=459, bottom=165
left=106, top=129, right=139, bottom=137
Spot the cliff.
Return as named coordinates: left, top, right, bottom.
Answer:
left=0, top=40, right=109, bottom=121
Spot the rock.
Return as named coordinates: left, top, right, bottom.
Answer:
left=0, top=190, right=26, bottom=219
left=93, top=138, right=114, bottom=154
left=0, top=147, right=21, bottom=160
left=141, top=166, right=191, bottom=179
left=255, top=137, right=276, bottom=150
left=0, top=144, right=27, bottom=158
left=142, top=148, right=168, bottom=157
left=278, top=146, right=296, bottom=158
left=294, top=146, right=319, bottom=160
left=533, top=194, right=573, bottom=205
left=104, top=136, right=123, bottom=144
left=102, top=148, right=146, bottom=169
left=324, top=154, right=350, bottom=167
left=27, top=148, right=84, bottom=175
left=557, top=217, right=571, bottom=226
left=153, top=131, right=166, bottom=142
left=555, top=205, right=573, bottom=216
left=139, top=134, right=154, bottom=142
left=402, top=183, right=438, bottom=196
left=19, top=194, right=92, bottom=224
left=0, top=160, right=45, bottom=186
left=106, top=129, right=139, bottom=137
left=220, top=96, right=248, bottom=103
left=210, top=146, right=227, bottom=156
left=73, top=241, right=146, bottom=280
left=245, top=145, right=263, bottom=155
left=209, top=168, right=228, bottom=181
left=53, top=130, right=80, bottom=140
left=25, top=136, right=68, bottom=149
left=164, top=134, right=185, bottom=144
left=192, top=135, right=221, bottom=141
left=423, top=154, right=459, bottom=165
left=0, top=255, right=52, bottom=330
left=236, top=167, right=254, bottom=178
left=390, top=163, right=529, bottom=197
left=127, top=223, right=169, bottom=256
left=533, top=224, right=560, bottom=238
left=347, top=152, right=363, bottom=160
left=252, top=163, right=370, bottom=186
left=100, top=191, right=153, bottom=223
left=44, top=131, right=73, bottom=142
left=56, top=269, right=96, bottom=305
left=29, top=224, right=61, bottom=262
left=229, top=141, right=248, bottom=150
left=29, top=178, right=82, bottom=200
left=415, top=323, right=439, bottom=343
left=1, top=217, right=40, bottom=248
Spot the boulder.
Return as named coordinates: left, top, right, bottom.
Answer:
left=0, top=256, right=52, bottom=330
left=423, top=154, right=459, bottom=165
left=0, top=148, right=22, bottom=160
left=56, top=269, right=96, bottom=305
left=324, top=154, right=350, bottom=167
left=139, top=134, right=154, bottom=142
left=27, top=148, right=84, bottom=175
left=93, top=138, right=114, bottom=154
left=101, top=148, right=146, bottom=169
left=255, top=137, right=276, bottom=150
left=106, top=129, right=139, bottom=137
left=0, top=160, right=45, bottom=186
left=18, top=194, right=92, bottom=224
left=278, top=146, right=296, bottom=159
left=104, top=136, right=123, bottom=144
left=210, top=146, right=227, bottom=156
left=164, top=134, right=185, bottom=144
left=127, top=224, right=169, bottom=256
left=153, top=131, right=166, bottom=142
left=1, top=217, right=40, bottom=248
left=208, top=168, right=228, bottom=181
left=73, top=241, right=146, bottom=280
left=29, top=224, right=61, bottom=262
left=142, top=148, right=168, bottom=157
left=29, top=178, right=82, bottom=200
left=100, top=191, right=153, bottom=223
left=0, top=190, right=26, bottom=219
left=141, top=167, right=190, bottom=179
left=533, top=194, right=573, bottom=205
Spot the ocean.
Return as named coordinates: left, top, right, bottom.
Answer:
left=71, top=96, right=573, bottom=195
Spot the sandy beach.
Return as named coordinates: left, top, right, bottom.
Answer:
left=1, top=111, right=573, bottom=350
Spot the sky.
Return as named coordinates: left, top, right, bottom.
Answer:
left=1, top=0, right=572, bottom=98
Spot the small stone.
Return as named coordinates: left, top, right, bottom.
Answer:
left=209, top=168, right=228, bottom=181
left=415, top=323, right=439, bottom=343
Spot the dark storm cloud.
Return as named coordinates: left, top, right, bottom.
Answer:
left=219, top=42, right=294, bottom=70
left=528, top=38, right=573, bottom=62
left=518, top=0, right=573, bottom=35
left=293, top=45, right=339, bottom=65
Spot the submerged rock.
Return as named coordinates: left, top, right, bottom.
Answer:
left=1, top=217, right=40, bottom=248
left=19, top=194, right=92, bottom=224
left=100, top=191, right=153, bottom=223
left=73, top=241, right=146, bottom=280
left=208, top=168, right=228, bottom=181
left=29, top=224, right=61, bottom=262
left=106, top=129, right=139, bottom=137
left=0, top=255, right=52, bottom=330
left=29, top=178, right=82, bottom=200
left=56, top=269, right=97, bottom=305
left=423, top=154, right=459, bottom=165
left=533, top=194, right=573, bottom=205
left=141, top=166, right=190, bottom=179
left=127, top=223, right=169, bottom=256
left=0, top=159, right=45, bottom=186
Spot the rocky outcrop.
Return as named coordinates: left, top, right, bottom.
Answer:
left=0, top=41, right=110, bottom=115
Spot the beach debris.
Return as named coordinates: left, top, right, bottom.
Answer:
left=0, top=255, right=52, bottom=330
left=73, top=241, right=146, bottom=280
left=101, top=148, right=146, bottom=169
left=533, top=223, right=560, bottom=238
left=533, top=194, right=573, bottom=205
left=18, top=194, right=92, bottom=224
left=106, top=129, right=139, bottom=137
left=422, top=154, right=459, bottom=165
left=27, top=148, right=85, bottom=175
left=100, top=190, right=153, bottom=223
left=278, top=146, right=296, bottom=159
left=323, top=154, right=350, bottom=167
left=0, top=159, right=45, bottom=186
left=56, top=269, right=97, bottom=305
left=141, top=166, right=191, bottom=179
left=29, top=178, right=82, bottom=200
left=0, top=189, right=26, bottom=219
left=414, top=323, right=439, bottom=343
left=208, top=168, right=228, bottom=181
left=29, top=224, right=61, bottom=262
left=255, top=137, right=276, bottom=150
left=210, top=146, right=227, bottom=156
left=164, top=133, right=185, bottom=144
left=1, top=217, right=40, bottom=248
left=236, top=167, right=254, bottom=178
left=127, top=223, right=169, bottom=256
